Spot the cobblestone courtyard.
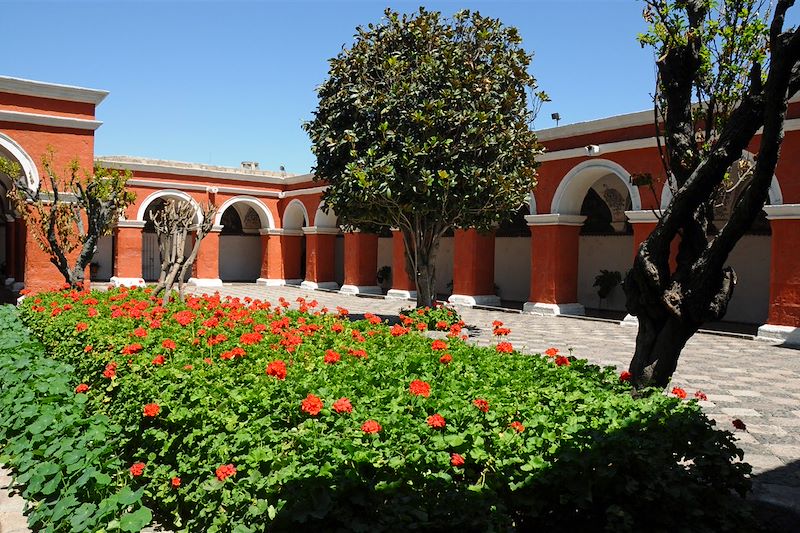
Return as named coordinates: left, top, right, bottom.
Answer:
left=2, top=283, right=799, bottom=531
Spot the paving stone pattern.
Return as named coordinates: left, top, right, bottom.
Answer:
left=2, top=283, right=798, bottom=530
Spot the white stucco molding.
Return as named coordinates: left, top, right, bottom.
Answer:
left=259, top=228, right=303, bottom=237
left=624, top=210, right=662, bottom=223
left=136, top=189, right=204, bottom=224
left=213, top=195, right=276, bottom=229
left=551, top=159, right=642, bottom=214
left=209, top=224, right=224, bottom=233
left=340, top=285, right=383, bottom=296
left=386, top=289, right=417, bottom=300
left=282, top=199, right=309, bottom=230
left=116, top=220, right=147, bottom=229
left=538, top=137, right=660, bottom=162
left=448, top=294, right=501, bottom=307
left=281, top=185, right=327, bottom=198
left=0, top=110, right=102, bottom=131
left=523, top=302, right=586, bottom=316
left=763, top=203, right=800, bottom=220
left=756, top=324, right=800, bottom=347
left=0, top=75, right=108, bottom=104
left=301, top=280, right=340, bottom=290
left=302, top=226, right=340, bottom=235
left=0, top=131, right=39, bottom=191
left=525, top=214, right=586, bottom=226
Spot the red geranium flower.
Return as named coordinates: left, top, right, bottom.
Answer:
left=439, top=354, right=452, bottom=364
left=215, top=463, right=237, bottom=481
left=409, top=380, right=431, bottom=397
left=694, top=390, right=708, bottom=401
left=75, top=383, right=89, bottom=393
left=85, top=344, right=93, bottom=353
left=266, top=360, right=287, bottom=380
left=427, top=413, right=446, bottom=429
left=554, top=355, right=570, bottom=367
left=171, top=477, right=181, bottom=488
left=436, top=320, right=449, bottom=330
left=510, top=421, right=525, bottom=433
left=671, top=387, right=687, bottom=399
left=152, top=355, right=166, bottom=366
left=324, top=349, right=341, bottom=364
left=301, top=393, right=323, bottom=416
left=431, top=339, right=448, bottom=351
left=390, top=324, right=409, bottom=336
left=129, top=462, right=146, bottom=477
left=451, top=453, right=465, bottom=467
left=173, top=310, right=196, bottom=326
left=240, top=332, right=263, bottom=345
left=133, top=327, right=148, bottom=338
left=492, top=320, right=504, bottom=327
left=493, top=327, right=511, bottom=336
left=332, top=397, right=353, bottom=414
left=143, top=403, right=160, bottom=417
left=473, top=398, right=490, bottom=413
left=121, top=343, right=143, bottom=355
left=619, top=370, right=632, bottom=382
left=416, top=322, right=427, bottom=331
left=75, top=322, right=88, bottom=332
left=162, top=339, right=176, bottom=350
left=331, top=323, right=344, bottom=333
left=102, top=362, right=117, bottom=379
left=496, top=342, right=513, bottom=354
left=544, top=347, right=559, bottom=358
left=87, top=307, right=98, bottom=317
left=361, top=420, right=381, bottom=434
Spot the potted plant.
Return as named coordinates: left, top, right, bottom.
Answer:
left=376, top=265, right=392, bottom=293
left=593, top=269, right=622, bottom=304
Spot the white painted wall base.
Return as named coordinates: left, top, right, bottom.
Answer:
left=387, top=289, right=416, bottom=300
left=523, top=302, right=585, bottom=316
left=257, top=278, right=285, bottom=286
left=448, top=294, right=501, bottom=307
left=339, top=284, right=382, bottom=295
left=188, top=277, right=223, bottom=287
left=757, top=324, right=800, bottom=346
left=621, top=314, right=639, bottom=327
left=301, top=280, right=340, bottom=290
left=109, top=276, right=145, bottom=288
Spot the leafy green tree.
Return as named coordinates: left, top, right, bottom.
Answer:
left=625, top=0, right=800, bottom=388
left=2, top=150, right=135, bottom=289
left=305, top=8, right=545, bottom=307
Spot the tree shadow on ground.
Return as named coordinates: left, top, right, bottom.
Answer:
left=749, top=459, right=800, bottom=533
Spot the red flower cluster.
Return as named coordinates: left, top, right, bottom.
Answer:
left=332, top=397, right=353, bottom=414
left=215, top=463, right=237, bottom=481
left=619, top=370, right=632, bottom=382
left=324, top=349, right=341, bottom=364
left=130, top=462, right=146, bottom=477
left=510, top=421, right=525, bottom=433
left=75, top=383, right=89, bottom=393
left=121, top=343, right=143, bottom=355
left=301, top=393, right=323, bottom=416
left=240, top=332, right=263, bottom=345
left=75, top=322, right=88, bottom=332
left=694, top=390, right=708, bottom=401
left=450, top=453, right=465, bottom=467
left=162, top=338, right=176, bottom=350
left=671, top=387, right=687, bottom=399
left=496, top=342, right=513, bottom=354
left=390, top=324, right=409, bottom=336
left=102, top=362, right=117, bottom=379
left=331, top=323, right=344, bottom=333
left=554, top=355, right=570, bottom=367
left=439, top=354, right=452, bottom=364
left=473, top=398, right=490, bottom=413
left=409, top=380, right=431, bottom=397
left=431, top=339, right=448, bottom=351
left=171, top=477, right=181, bottom=488
left=173, top=310, right=196, bottom=326
left=266, top=360, right=287, bottom=380
left=427, top=413, right=446, bottom=429
left=133, top=327, right=148, bottom=338
left=361, top=420, right=381, bottom=434
left=143, top=403, right=161, bottom=417
left=152, top=355, right=166, bottom=366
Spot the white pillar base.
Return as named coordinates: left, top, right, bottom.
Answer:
left=257, top=278, right=285, bottom=286
left=757, top=324, right=800, bottom=346
left=339, top=284, right=383, bottom=295
left=523, top=302, right=585, bottom=316
left=386, top=289, right=417, bottom=300
left=109, top=276, right=146, bottom=288
left=300, top=280, right=340, bottom=290
left=621, top=314, right=639, bottom=327
left=448, top=294, right=501, bottom=307
left=187, top=277, right=223, bottom=287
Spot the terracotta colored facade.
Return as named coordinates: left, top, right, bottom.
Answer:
left=1, top=75, right=799, bottom=343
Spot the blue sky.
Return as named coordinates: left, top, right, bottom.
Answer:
left=5, top=1, right=656, bottom=173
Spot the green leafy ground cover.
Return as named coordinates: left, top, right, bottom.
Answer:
left=0, top=287, right=754, bottom=531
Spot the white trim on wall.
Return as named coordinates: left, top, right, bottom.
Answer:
left=0, top=75, right=109, bottom=104
left=550, top=159, right=641, bottom=214
left=282, top=199, right=309, bottom=230
left=214, top=195, right=276, bottom=229
left=135, top=189, right=204, bottom=223
left=0, top=110, right=102, bottom=131
left=0, top=131, right=39, bottom=191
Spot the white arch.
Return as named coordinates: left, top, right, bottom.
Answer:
left=135, top=189, right=203, bottom=223
left=659, top=168, right=783, bottom=210
left=550, top=159, right=641, bottom=214
left=282, top=199, right=308, bottom=230
left=313, top=203, right=337, bottom=228
left=214, top=196, right=275, bottom=229
left=528, top=191, right=537, bottom=215
left=0, top=132, right=39, bottom=191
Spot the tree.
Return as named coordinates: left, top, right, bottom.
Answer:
left=2, top=150, right=134, bottom=289
left=150, top=199, right=216, bottom=306
left=625, top=0, right=800, bottom=388
left=304, top=8, right=545, bottom=307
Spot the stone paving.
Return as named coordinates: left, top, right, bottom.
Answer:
left=1, top=283, right=799, bottom=530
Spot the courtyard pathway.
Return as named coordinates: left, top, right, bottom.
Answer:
left=1, top=283, right=798, bottom=531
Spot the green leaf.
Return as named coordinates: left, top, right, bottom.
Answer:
left=119, top=507, right=152, bottom=532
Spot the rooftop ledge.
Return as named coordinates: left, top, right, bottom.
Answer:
left=0, top=75, right=109, bottom=105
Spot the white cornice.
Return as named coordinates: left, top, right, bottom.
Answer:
left=764, top=203, right=800, bottom=220
left=538, top=137, right=659, bottom=162
left=525, top=214, right=586, bottom=226
left=0, top=110, right=102, bottom=131
left=0, top=76, right=108, bottom=105
left=260, top=228, right=303, bottom=236
left=281, top=185, right=327, bottom=198
left=302, top=226, right=340, bottom=235
left=126, top=178, right=282, bottom=197
left=625, top=210, right=662, bottom=223
left=116, top=220, right=146, bottom=229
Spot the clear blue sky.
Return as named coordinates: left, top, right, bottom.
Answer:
left=5, top=1, right=657, bottom=173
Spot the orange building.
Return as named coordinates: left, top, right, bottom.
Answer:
left=1, top=75, right=798, bottom=344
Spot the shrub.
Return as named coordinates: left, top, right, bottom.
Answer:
left=399, top=303, right=463, bottom=332
left=7, top=287, right=754, bottom=532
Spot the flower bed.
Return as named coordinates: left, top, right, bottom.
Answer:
left=3, top=287, right=753, bottom=531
